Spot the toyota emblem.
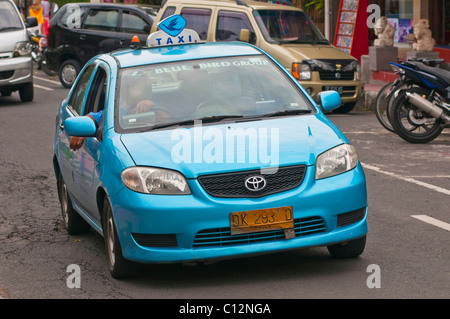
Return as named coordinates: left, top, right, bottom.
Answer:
left=244, top=176, right=267, bottom=192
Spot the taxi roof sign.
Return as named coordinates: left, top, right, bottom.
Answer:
left=147, top=15, right=201, bottom=47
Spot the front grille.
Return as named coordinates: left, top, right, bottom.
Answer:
left=337, top=207, right=366, bottom=227
left=197, top=165, right=307, bottom=198
left=0, top=70, right=14, bottom=80
left=319, top=71, right=355, bottom=81
left=132, top=233, right=178, bottom=247
left=193, top=216, right=326, bottom=248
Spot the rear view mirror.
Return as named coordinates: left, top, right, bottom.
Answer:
left=239, top=29, right=250, bottom=43
left=25, top=17, right=38, bottom=28
left=317, top=91, right=341, bottom=112
left=64, top=117, right=97, bottom=137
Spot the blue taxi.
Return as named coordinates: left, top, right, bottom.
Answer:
left=53, top=15, right=368, bottom=278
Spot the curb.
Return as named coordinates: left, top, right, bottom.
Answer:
left=355, top=89, right=379, bottom=112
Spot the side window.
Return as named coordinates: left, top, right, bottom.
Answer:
left=180, top=8, right=211, bottom=40
left=216, top=10, right=255, bottom=44
left=121, top=10, right=149, bottom=34
left=83, top=9, right=119, bottom=31
left=68, top=65, right=95, bottom=115
left=161, top=6, right=175, bottom=20
left=60, top=6, right=86, bottom=28
left=83, top=67, right=107, bottom=116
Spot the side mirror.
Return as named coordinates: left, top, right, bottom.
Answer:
left=64, top=117, right=97, bottom=137
left=25, top=17, right=38, bottom=28
left=143, top=24, right=151, bottom=33
left=239, top=29, right=250, bottom=43
left=317, top=91, right=341, bottom=112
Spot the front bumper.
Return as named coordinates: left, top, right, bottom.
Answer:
left=0, top=56, right=33, bottom=88
left=299, top=72, right=364, bottom=104
left=109, top=163, right=368, bottom=264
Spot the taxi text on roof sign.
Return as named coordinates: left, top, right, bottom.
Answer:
left=147, top=15, right=201, bottom=47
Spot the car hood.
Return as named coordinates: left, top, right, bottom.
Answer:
left=0, top=29, right=26, bottom=53
left=120, top=115, right=346, bottom=178
left=281, top=44, right=355, bottom=61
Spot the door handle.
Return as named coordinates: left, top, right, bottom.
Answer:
left=80, top=35, right=86, bottom=40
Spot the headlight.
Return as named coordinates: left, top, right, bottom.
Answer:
left=13, top=41, right=31, bottom=57
left=121, top=167, right=191, bottom=195
left=292, top=63, right=311, bottom=80
left=315, top=144, right=358, bottom=180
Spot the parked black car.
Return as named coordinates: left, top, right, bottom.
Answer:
left=46, top=3, right=157, bottom=88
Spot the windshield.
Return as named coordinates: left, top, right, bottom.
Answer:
left=0, top=1, right=23, bottom=31
left=254, top=10, right=328, bottom=44
left=116, top=55, right=313, bottom=132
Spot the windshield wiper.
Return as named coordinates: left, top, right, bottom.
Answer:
left=263, top=109, right=312, bottom=117
left=148, top=115, right=244, bottom=130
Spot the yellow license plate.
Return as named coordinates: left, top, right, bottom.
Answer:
left=230, top=206, right=294, bottom=235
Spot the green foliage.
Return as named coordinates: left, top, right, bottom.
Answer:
left=303, top=0, right=324, bottom=13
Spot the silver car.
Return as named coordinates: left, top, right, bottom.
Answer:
left=0, top=0, right=37, bottom=102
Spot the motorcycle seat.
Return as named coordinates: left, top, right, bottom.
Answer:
left=414, top=62, right=450, bottom=83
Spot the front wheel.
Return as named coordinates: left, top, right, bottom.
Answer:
left=332, top=102, right=356, bottom=114
left=389, top=88, right=443, bottom=143
left=19, top=82, right=33, bottom=102
left=102, top=197, right=134, bottom=279
left=327, top=236, right=366, bottom=258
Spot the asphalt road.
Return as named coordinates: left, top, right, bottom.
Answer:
left=0, top=68, right=448, bottom=301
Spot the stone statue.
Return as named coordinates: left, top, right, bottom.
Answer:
left=374, top=17, right=395, bottom=47
left=412, top=19, right=435, bottom=52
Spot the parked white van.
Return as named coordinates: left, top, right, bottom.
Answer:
left=0, top=0, right=37, bottom=102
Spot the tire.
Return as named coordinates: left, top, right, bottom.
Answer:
left=19, top=82, right=33, bottom=102
left=102, top=197, right=134, bottom=279
left=327, top=235, right=366, bottom=258
left=58, top=172, right=91, bottom=235
left=375, top=82, right=396, bottom=132
left=389, top=88, right=443, bottom=143
left=332, top=102, right=356, bottom=114
left=59, top=59, right=81, bottom=89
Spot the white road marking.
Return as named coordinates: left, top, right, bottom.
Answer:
left=361, top=162, right=450, bottom=196
left=34, top=76, right=58, bottom=84
left=33, top=84, right=54, bottom=91
left=411, top=215, right=450, bottom=232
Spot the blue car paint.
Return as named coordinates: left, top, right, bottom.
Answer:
left=53, top=41, right=368, bottom=264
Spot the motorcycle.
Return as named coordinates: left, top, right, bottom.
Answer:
left=388, top=59, right=450, bottom=143
left=29, top=32, right=54, bottom=76
left=375, top=58, right=445, bottom=133
left=28, top=30, right=44, bottom=66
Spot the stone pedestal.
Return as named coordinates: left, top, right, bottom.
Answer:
left=369, top=46, right=399, bottom=71
left=406, top=50, right=439, bottom=60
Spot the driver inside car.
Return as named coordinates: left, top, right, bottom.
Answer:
left=69, top=74, right=169, bottom=151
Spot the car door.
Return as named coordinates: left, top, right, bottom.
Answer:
left=57, top=63, right=96, bottom=200
left=117, top=9, right=152, bottom=46
left=79, top=7, right=120, bottom=59
left=70, top=63, right=109, bottom=225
